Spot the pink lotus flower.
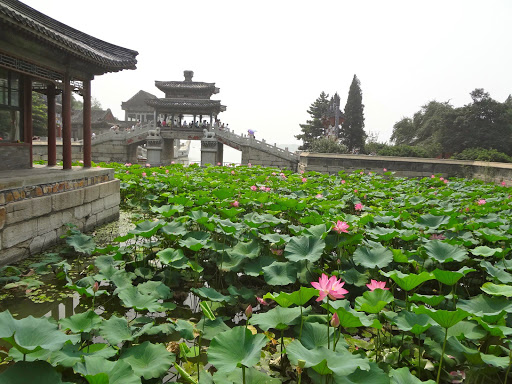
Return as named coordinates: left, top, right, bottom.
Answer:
left=360, top=171, right=364, bottom=175
left=152, top=172, right=156, bottom=176
left=429, top=233, right=446, bottom=240
left=271, top=248, right=283, bottom=256
left=502, top=181, right=506, bottom=186
left=272, top=172, right=277, bottom=176
left=316, top=194, right=323, bottom=198
left=383, top=168, right=387, bottom=172
left=259, top=186, right=266, bottom=191
left=439, top=177, right=444, bottom=181
left=444, top=179, right=449, bottom=184
left=171, top=161, right=175, bottom=164
left=265, top=187, right=271, bottom=192
left=124, top=162, right=132, bottom=166
left=330, top=312, right=340, bottom=327
left=250, top=185, right=257, bottom=191
left=146, top=163, right=151, bottom=167
left=232, top=200, right=239, bottom=207
left=245, top=305, right=253, bottom=319
left=79, top=160, right=84, bottom=164
left=300, top=170, right=304, bottom=174
left=366, top=280, right=389, bottom=291
left=217, top=162, right=221, bottom=166
left=477, top=199, right=486, bottom=205
left=354, top=203, right=363, bottom=211
left=125, top=171, right=129, bottom=174
left=311, top=274, right=348, bottom=301
left=431, top=174, right=435, bottom=178
left=257, top=297, right=269, bottom=306
left=282, top=175, right=287, bottom=179
left=354, top=189, right=358, bottom=193
left=231, top=170, right=235, bottom=175
left=141, top=172, right=146, bottom=177
left=248, top=163, right=252, bottom=167
left=165, top=169, right=169, bottom=174
left=332, top=220, right=349, bottom=234
left=302, top=178, right=307, bottom=183
left=341, top=180, right=346, bottom=184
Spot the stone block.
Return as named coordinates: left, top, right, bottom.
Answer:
left=52, top=189, right=85, bottom=211
left=37, top=212, right=63, bottom=235
left=74, top=202, right=92, bottom=220
left=30, top=230, right=57, bottom=254
left=32, top=196, right=52, bottom=218
left=104, top=193, right=120, bottom=209
left=0, top=193, right=4, bottom=205
left=5, top=200, right=32, bottom=225
left=84, top=214, right=97, bottom=231
left=0, top=207, right=5, bottom=231
left=2, top=219, right=37, bottom=248
left=91, top=199, right=105, bottom=214
left=99, top=180, right=119, bottom=198
left=0, top=245, right=29, bottom=267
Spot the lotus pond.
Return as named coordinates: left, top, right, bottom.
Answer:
left=1, top=162, right=512, bottom=384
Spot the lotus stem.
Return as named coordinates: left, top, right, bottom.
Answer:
left=327, top=297, right=330, bottom=350
left=299, top=305, right=304, bottom=340
left=242, top=365, right=246, bottom=384
left=418, top=334, right=422, bottom=380
left=437, top=327, right=449, bottom=384
left=505, top=348, right=512, bottom=384
left=280, top=329, right=285, bottom=372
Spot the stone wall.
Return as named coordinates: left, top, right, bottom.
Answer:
left=241, top=146, right=297, bottom=170
left=32, top=142, right=83, bottom=162
left=0, top=144, right=31, bottom=170
left=299, top=153, right=512, bottom=185
left=0, top=166, right=120, bottom=265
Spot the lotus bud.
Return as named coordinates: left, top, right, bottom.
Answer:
left=92, top=281, right=99, bottom=293
left=245, top=305, right=253, bottom=319
left=330, top=312, right=340, bottom=328
left=298, top=359, right=306, bottom=369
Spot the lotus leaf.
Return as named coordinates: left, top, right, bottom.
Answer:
left=66, top=233, right=96, bottom=255
left=250, top=306, right=304, bottom=331
left=59, top=310, right=102, bottom=333
left=262, top=261, right=297, bottom=286
left=191, top=287, right=235, bottom=305
left=381, top=270, right=434, bottom=291
left=353, top=245, right=393, bottom=269
left=208, top=326, right=267, bottom=372
left=355, top=289, right=394, bottom=314
left=481, top=282, right=512, bottom=297
left=120, top=341, right=175, bottom=380
left=75, top=356, right=141, bottom=384
left=389, top=367, right=435, bottom=384
left=414, top=306, right=469, bottom=329
left=0, top=361, right=73, bottom=384
left=263, top=287, right=317, bottom=307
left=284, top=235, right=325, bottom=263
left=424, top=240, right=468, bottom=263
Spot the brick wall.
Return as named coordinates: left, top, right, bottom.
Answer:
left=0, top=144, right=31, bottom=170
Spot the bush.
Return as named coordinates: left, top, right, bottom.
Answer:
left=370, top=144, right=440, bottom=158
left=452, top=148, right=512, bottom=163
left=310, top=137, right=348, bottom=154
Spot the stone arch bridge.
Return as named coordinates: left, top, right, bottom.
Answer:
left=86, top=124, right=299, bottom=170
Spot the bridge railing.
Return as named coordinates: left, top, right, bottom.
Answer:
left=86, top=123, right=153, bottom=145
left=212, top=127, right=299, bottom=161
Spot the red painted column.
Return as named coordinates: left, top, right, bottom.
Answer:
left=23, top=76, right=33, bottom=167
left=62, top=73, right=72, bottom=169
left=83, top=79, right=92, bottom=167
left=47, top=83, right=57, bottom=166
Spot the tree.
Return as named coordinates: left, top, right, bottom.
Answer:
left=92, top=97, right=102, bottom=110
left=310, top=137, right=348, bottom=154
left=32, top=92, right=47, bottom=136
left=295, top=92, right=329, bottom=150
left=340, top=75, right=366, bottom=151
left=71, top=95, right=102, bottom=110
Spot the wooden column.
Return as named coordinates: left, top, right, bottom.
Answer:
left=23, top=76, right=33, bottom=167
left=62, top=73, right=72, bottom=169
left=83, top=79, right=92, bottom=167
left=47, top=83, right=57, bottom=166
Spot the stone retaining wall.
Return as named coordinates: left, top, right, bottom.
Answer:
left=0, top=144, right=31, bottom=170
left=299, top=153, right=512, bottom=185
left=0, top=167, right=120, bottom=265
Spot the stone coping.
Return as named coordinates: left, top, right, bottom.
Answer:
left=0, top=165, right=114, bottom=192
left=299, top=152, right=512, bottom=170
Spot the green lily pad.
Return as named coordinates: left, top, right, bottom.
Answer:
left=393, top=311, right=432, bottom=335
left=432, top=267, right=475, bottom=286
left=389, top=367, right=435, bottom=384
left=355, top=290, right=394, bottom=314
left=0, top=361, right=73, bottom=384
left=481, top=282, right=512, bottom=297
left=353, top=245, right=393, bottom=269
left=471, top=246, right=502, bottom=257
left=208, top=326, right=267, bottom=372
left=66, top=233, right=96, bottom=255
left=457, top=294, right=512, bottom=317
left=262, top=261, right=297, bottom=286
left=250, top=306, right=304, bottom=331
left=75, top=356, right=141, bottom=384
left=424, top=240, right=468, bottom=263
left=59, top=310, right=102, bottom=333
left=414, top=306, right=469, bottom=329
left=99, top=316, right=134, bottom=345
left=120, top=341, right=175, bottom=380
left=381, top=271, right=434, bottom=291
left=191, top=287, right=235, bottom=305
left=284, top=235, right=325, bottom=263
left=263, top=287, right=317, bottom=307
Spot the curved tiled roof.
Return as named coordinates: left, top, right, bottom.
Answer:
left=155, top=81, right=218, bottom=93
left=0, top=0, right=138, bottom=73
left=145, top=98, right=226, bottom=113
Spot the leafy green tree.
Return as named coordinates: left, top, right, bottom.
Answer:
left=390, top=117, right=416, bottom=145
left=71, top=94, right=83, bottom=110
left=310, top=137, right=348, bottom=154
left=340, top=75, right=366, bottom=151
left=295, top=92, right=329, bottom=150
left=92, top=97, right=102, bottom=110
left=32, top=92, right=47, bottom=136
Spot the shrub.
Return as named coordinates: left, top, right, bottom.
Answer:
left=310, top=137, right=348, bottom=154
left=372, top=144, right=439, bottom=158
left=452, top=148, right=512, bottom=163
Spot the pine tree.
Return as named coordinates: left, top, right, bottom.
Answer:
left=295, top=91, right=329, bottom=150
left=340, top=75, right=366, bottom=151
left=32, top=92, right=48, bottom=136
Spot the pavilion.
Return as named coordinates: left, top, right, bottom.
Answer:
left=0, top=0, right=138, bottom=264
left=0, top=0, right=138, bottom=170
left=145, top=70, right=226, bottom=128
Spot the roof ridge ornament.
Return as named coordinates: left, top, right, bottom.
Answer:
left=184, top=70, right=194, bottom=81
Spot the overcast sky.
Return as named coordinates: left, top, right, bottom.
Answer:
left=21, top=0, right=512, bottom=145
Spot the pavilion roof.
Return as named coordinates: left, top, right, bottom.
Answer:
left=155, top=81, right=219, bottom=94
left=0, top=0, right=138, bottom=74
left=122, top=90, right=157, bottom=109
left=71, top=108, right=117, bottom=124
left=145, top=98, right=226, bottom=114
